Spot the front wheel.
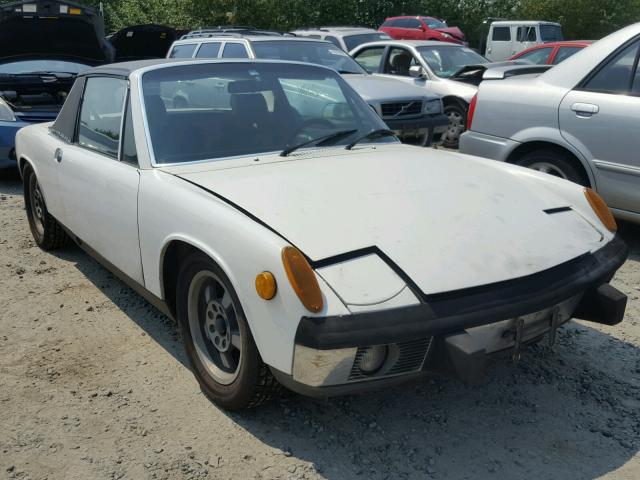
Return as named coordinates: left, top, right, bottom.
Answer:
left=442, top=103, right=467, bottom=149
left=23, top=165, right=71, bottom=250
left=176, top=252, right=280, bottom=410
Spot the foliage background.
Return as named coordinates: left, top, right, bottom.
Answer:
left=9, top=0, right=640, bottom=46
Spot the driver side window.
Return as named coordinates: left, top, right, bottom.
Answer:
left=385, top=47, right=419, bottom=76
left=77, top=77, right=127, bottom=158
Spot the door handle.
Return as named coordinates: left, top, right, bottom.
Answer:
left=571, top=103, right=599, bottom=116
left=54, top=148, right=63, bottom=163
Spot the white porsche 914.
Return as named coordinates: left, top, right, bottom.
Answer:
left=15, top=59, right=628, bottom=410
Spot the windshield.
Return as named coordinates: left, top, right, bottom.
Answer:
left=540, top=25, right=564, bottom=42
left=252, top=40, right=366, bottom=74
left=417, top=46, right=487, bottom=78
left=421, top=17, right=448, bottom=29
left=0, top=59, right=91, bottom=75
left=142, top=62, right=392, bottom=164
left=343, top=33, right=391, bottom=51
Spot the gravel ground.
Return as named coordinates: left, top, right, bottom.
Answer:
left=1, top=170, right=639, bottom=480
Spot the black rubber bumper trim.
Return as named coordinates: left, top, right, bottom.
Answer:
left=383, top=113, right=449, bottom=131
left=296, top=236, right=628, bottom=350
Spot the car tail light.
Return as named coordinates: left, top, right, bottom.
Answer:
left=282, top=247, right=323, bottom=313
left=467, top=94, right=478, bottom=131
left=584, top=188, right=617, bottom=233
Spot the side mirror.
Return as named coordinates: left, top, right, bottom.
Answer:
left=409, top=65, right=426, bottom=79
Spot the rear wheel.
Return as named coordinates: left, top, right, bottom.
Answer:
left=442, top=103, right=467, bottom=148
left=23, top=165, right=71, bottom=250
left=516, top=149, right=588, bottom=185
left=176, top=252, right=280, bottom=410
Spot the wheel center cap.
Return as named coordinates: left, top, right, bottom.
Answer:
left=205, top=301, right=230, bottom=353
left=214, top=315, right=227, bottom=335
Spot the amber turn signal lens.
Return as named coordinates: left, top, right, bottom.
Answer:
left=584, top=188, right=617, bottom=233
left=281, top=247, right=323, bottom=313
left=255, top=271, right=277, bottom=300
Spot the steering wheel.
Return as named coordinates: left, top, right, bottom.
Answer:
left=289, top=118, right=336, bottom=143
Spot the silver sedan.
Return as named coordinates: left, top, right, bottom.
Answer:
left=350, top=40, right=486, bottom=148
left=460, top=23, right=640, bottom=224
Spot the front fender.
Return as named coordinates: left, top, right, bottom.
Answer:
left=139, top=169, right=348, bottom=374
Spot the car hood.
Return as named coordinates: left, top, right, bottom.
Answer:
left=109, top=24, right=176, bottom=61
left=434, top=26, right=465, bottom=40
left=168, top=145, right=605, bottom=295
left=449, top=61, right=529, bottom=86
left=342, top=73, right=438, bottom=102
left=0, top=1, right=113, bottom=64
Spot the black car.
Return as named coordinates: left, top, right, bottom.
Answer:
left=0, top=0, right=113, bottom=169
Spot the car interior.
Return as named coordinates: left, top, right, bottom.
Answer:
left=143, top=78, right=340, bottom=162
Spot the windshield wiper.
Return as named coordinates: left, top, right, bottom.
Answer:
left=345, top=129, right=396, bottom=150
left=280, top=129, right=357, bottom=157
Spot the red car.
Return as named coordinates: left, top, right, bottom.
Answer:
left=510, top=40, right=593, bottom=65
left=379, top=16, right=466, bottom=44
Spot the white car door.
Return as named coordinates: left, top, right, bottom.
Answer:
left=559, top=39, right=640, bottom=216
left=486, top=26, right=513, bottom=61
left=56, top=76, right=144, bottom=284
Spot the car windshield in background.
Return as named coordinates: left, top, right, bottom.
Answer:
left=540, top=25, right=564, bottom=41
left=417, top=46, right=487, bottom=78
left=0, top=59, right=91, bottom=75
left=252, top=40, right=366, bottom=74
left=422, top=17, right=448, bottom=29
left=142, top=62, right=392, bottom=164
left=343, top=33, right=392, bottom=51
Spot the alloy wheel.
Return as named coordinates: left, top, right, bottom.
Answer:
left=187, top=270, right=243, bottom=385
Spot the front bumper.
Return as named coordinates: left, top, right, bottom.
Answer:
left=384, top=113, right=449, bottom=147
left=277, top=236, right=628, bottom=396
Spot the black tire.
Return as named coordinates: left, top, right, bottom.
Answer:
left=23, top=165, right=71, bottom=250
left=442, top=103, right=467, bottom=149
left=176, top=252, right=280, bottom=410
left=516, top=149, right=588, bottom=185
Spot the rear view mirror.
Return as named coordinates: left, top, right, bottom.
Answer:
left=409, top=65, right=426, bottom=79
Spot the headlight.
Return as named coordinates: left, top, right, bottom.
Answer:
left=422, top=99, right=442, bottom=115
left=315, top=253, right=419, bottom=312
left=0, top=97, right=16, bottom=122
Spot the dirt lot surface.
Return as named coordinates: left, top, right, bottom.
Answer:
left=1, top=171, right=639, bottom=480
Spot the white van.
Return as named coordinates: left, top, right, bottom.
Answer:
left=484, top=21, right=563, bottom=61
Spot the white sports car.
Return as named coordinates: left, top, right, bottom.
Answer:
left=16, top=59, right=628, bottom=410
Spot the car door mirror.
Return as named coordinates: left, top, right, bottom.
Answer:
left=409, top=65, right=426, bottom=79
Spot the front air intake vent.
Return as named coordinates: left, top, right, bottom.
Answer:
left=348, top=338, right=431, bottom=381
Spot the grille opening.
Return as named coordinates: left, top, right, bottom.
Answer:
left=381, top=101, right=423, bottom=117
left=348, top=338, right=431, bottom=381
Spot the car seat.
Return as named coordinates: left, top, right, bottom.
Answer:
left=390, top=53, right=412, bottom=76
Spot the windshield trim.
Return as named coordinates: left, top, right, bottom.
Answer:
left=136, top=60, right=388, bottom=167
